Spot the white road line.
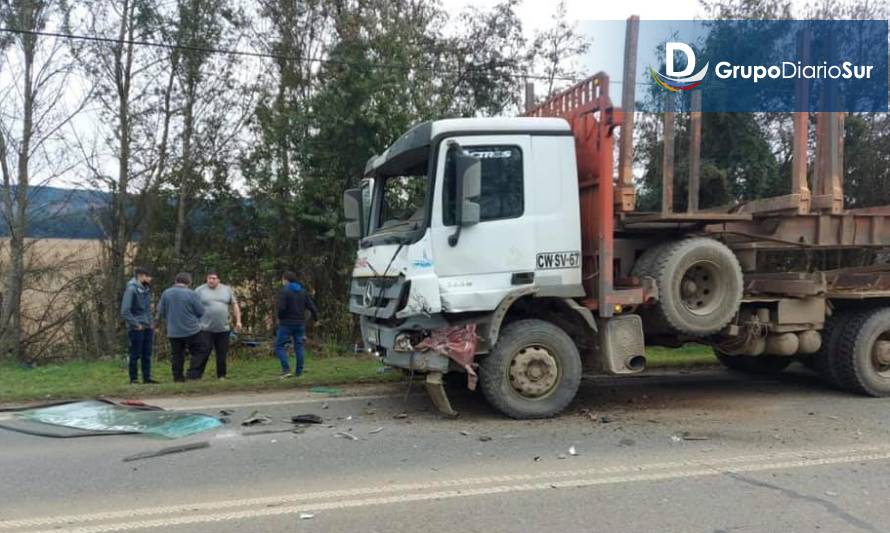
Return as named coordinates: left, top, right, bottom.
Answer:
left=3, top=444, right=889, bottom=532
left=20, top=451, right=890, bottom=533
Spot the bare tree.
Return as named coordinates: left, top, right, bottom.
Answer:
left=531, top=0, right=590, bottom=98
left=0, top=0, right=88, bottom=360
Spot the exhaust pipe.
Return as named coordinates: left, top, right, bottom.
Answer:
left=627, top=355, right=647, bottom=372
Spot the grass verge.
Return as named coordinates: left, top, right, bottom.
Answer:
left=0, top=345, right=718, bottom=404
left=0, top=354, right=400, bottom=404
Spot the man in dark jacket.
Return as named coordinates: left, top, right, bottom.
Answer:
left=120, top=267, right=158, bottom=384
left=275, top=271, right=319, bottom=377
left=156, top=272, right=206, bottom=382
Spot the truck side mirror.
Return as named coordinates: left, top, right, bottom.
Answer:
left=343, top=188, right=363, bottom=239
left=457, top=152, right=481, bottom=226
left=448, top=149, right=481, bottom=247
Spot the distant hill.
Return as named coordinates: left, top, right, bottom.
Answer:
left=0, top=186, right=109, bottom=239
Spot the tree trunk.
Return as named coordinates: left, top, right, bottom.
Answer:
left=173, top=85, right=195, bottom=263
left=0, top=24, right=36, bottom=361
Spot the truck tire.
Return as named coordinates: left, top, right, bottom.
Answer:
left=649, top=238, right=743, bottom=337
left=631, top=242, right=670, bottom=279
left=715, top=352, right=792, bottom=375
left=808, top=311, right=854, bottom=388
left=833, top=308, right=890, bottom=397
left=478, top=319, right=581, bottom=419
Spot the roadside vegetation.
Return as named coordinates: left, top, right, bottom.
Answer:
left=0, top=345, right=717, bottom=404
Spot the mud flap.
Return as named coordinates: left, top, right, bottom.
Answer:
left=425, top=372, right=458, bottom=418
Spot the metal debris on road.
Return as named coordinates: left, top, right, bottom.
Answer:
left=460, top=430, right=471, bottom=436
left=241, top=414, right=270, bottom=426
left=219, top=409, right=233, bottom=416
left=393, top=413, right=409, bottom=419
left=299, top=513, right=315, bottom=520
left=122, top=441, right=210, bottom=462
left=334, top=431, right=359, bottom=441
left=369, top=427, right=384, bottom=434
left=679, top=432, right=710, bottom=441
left=242, top=428, right=300, bottom=437
left=290, top=414, right=324, bottom=424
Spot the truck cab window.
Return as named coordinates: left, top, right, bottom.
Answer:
left=443, top=145, right=523, bottom=226
left=377, top=175, right=427, bottom=232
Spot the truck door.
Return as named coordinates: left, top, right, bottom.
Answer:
left=429, top=135, right=534, bottom=312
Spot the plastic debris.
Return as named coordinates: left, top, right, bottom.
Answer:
left=460, top=430, right=471, bottom=436
left=369, top=427, right=384, bottom=434
left=122, top=441, right=210, bottom=462
left=291, top=414, right=323, bottom=425
left=568, top=446, right=578, bottom=456
left=393, top=413, right=408, bottom=419
left=219, top=409, right=234, bottom=416
left=308, top=386, right=341, bottom=396
left=478, top=435, right=492, bottom=442
left=679, top=432, right=709, bottom=441
left=334, top=431, right=359, bottom=441
left=299, top=513, right=315, bottom=520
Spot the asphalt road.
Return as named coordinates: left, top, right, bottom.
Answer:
left=2, top=367, right=890, bottom=532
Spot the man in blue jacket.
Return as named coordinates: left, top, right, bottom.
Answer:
left=275, top=271, right=319, bottom=377
left=120, top=267, right=158, bottom=384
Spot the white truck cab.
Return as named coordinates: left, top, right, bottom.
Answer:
left=344, top=118, right=603, bottom=418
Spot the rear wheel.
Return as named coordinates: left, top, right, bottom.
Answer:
left=809, top=311, right=854, bottom=388
left=479, top=319, right=581, bottom=419
left=715, top=352, right=792, bottom=375
left=833, top=308, right=890, bottom=397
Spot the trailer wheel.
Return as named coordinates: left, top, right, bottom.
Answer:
left=478, top=319, right=581, bottom=419
left=833, top=308, right=890, bottom=397
left=716, top=352, right=792, bottom=375
left=808, top=311, right=854, bottom=388
left=649, top=238, right=743, bottom=337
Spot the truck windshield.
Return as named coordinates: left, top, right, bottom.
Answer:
left=372, top=174, right=427, bottom=234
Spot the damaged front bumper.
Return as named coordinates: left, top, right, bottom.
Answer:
left=360, top=315, right=453, bottom=372
left=360, top=315, right=480, bottom=418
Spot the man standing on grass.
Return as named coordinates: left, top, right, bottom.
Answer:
left=195, top=270, right=242, bottom=380
left=156, top=272, right=206, bottom=382
left=120, top=267, right=158, bottom=384
left=275, top=271, right=319, bottom=378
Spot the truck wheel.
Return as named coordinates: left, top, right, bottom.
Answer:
left=478, top=319, right=581, bottom=419
left=808, top=311, right=854, bottom=388
left=833, top=308, right=890, bottom=397
left=631, top=242, right=670, bottom=279
left=650, top=238, right=743, bottom=337
left=716, top=352, right=792, bottom=375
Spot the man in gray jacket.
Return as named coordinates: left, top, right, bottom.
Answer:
left=120, top=267, right=157, bottom=384
left=156, top=272, right=206, bottom=382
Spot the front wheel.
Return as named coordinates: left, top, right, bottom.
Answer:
left=479, top=319, right=581, bottom=419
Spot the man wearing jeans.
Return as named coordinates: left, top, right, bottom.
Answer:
left=156, top=272, right=206, bottom=382
left=275, top=271, right=319, bottom=377
left=120, top=267, right=158, bottom=384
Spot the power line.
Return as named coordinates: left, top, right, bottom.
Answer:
left=0, top=26, right=584, bottom=83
